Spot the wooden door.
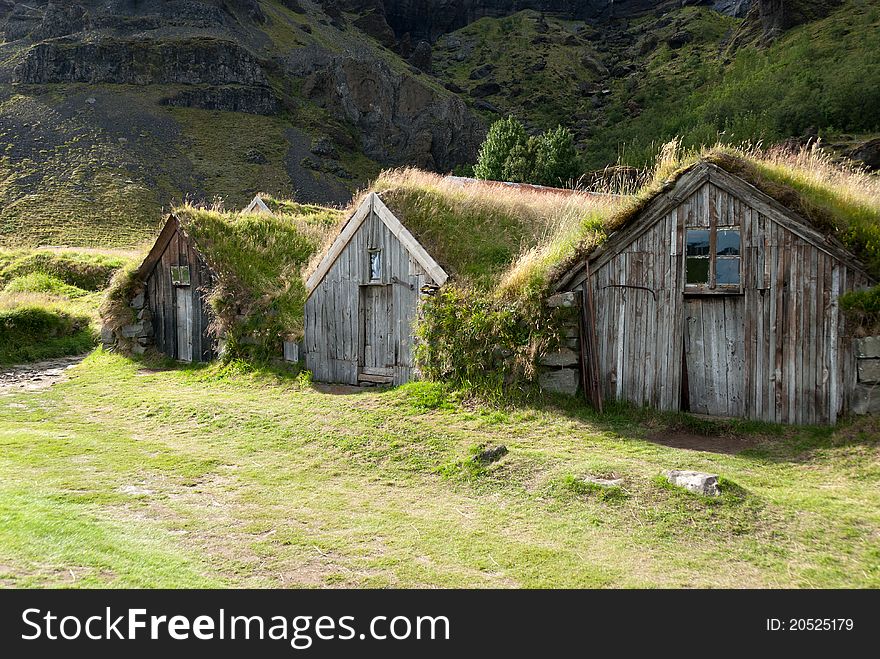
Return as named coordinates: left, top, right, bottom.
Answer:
left=360, top=285, right=393, bottom=370
left=175, top=286, right=193, bottom=363
left=683, top=298, right=745, bottom=417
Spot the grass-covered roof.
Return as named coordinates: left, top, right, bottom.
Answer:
left=543, top=142, right=880, bottom=291
left=348, top=144, right=880, bottom=307
left=349, top=169, right=624, bottom=293
left=103, top=200, right=342, bottom=355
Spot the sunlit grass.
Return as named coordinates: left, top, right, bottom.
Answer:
left=0, top=351, right=877, bottom=588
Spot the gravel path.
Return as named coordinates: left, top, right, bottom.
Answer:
left=0, top=355, right=86, bottom=395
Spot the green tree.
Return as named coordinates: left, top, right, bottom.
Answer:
left=501, top=136, right=538, bottom=183
left=473, top=116, right=528, bottom=181
left=533, top=125, right=581, bottom=187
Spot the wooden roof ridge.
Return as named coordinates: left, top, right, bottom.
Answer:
left=553, top=159, right=875, bottom=291
left=305, top=192, right=449, bottom=296
left=136, top=213, right=181, bottom=279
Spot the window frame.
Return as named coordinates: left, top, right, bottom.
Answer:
left=170, top=265, right=191, bottom=287
left=684, top=224, right=743, bottom=295
left=368, top=248, right=382, bottom=283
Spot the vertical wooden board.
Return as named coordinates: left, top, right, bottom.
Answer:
left=743, top=289, right=755, bottom=419
left=176, top=287, right=193, bottom=362
left=829, top=265, right=841, bottom=423
left=712, top=301, right=728, bottom=415
left=815, top=252, right=827, bottom=423
left=805, top=247, right=817, bottom=422
left=730, top=297, right=746, bottom=417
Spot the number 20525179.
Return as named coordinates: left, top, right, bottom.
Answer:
left=766, top=618, right=854, bottom=631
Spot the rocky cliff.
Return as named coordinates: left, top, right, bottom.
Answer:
left=0, top=0, right=485, bottom=236
left=0, top=0, right=873, bottom=248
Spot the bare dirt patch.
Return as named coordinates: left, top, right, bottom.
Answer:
left=0, top=355, right=86, bottom=395
left=646, top=430, right=761, bottom=455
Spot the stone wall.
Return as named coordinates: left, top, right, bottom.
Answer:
left=852, top=336, right=880, bottom=415
left=537, top=292, right=582, bottom=396
left=100, top=285, right=154, bottom=356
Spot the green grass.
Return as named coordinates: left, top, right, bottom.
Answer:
left=0, top=249, right=129, bottom=291
left=0, top=248, right=130, bottom=364
left=1, top=351, right=877, bottom=588
left=2, top=272, right=90, bottom=299
left=0, top=301, right=94, bottom=364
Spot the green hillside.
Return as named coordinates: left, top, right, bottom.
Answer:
left=432, top=1, right=880, bottom=169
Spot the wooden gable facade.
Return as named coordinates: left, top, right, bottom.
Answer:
left=304, top=192, right=448, bottom=386
left=137, top=215, right=216, bottom=363
left=557, top=162, right=875, bottom=425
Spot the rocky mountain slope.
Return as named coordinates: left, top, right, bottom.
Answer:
left=0, top=0, right=876, bottom=247
left=0, top=0, right=484, bottom=246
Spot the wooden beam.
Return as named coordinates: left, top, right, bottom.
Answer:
left=136, top=214, right=180, bottom=279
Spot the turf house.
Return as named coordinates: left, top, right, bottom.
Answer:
left=552, top=156, right=879, bottom=425
left=303, top=171, right=610, bottom=386
left=101, top=202, right=340, bottom=362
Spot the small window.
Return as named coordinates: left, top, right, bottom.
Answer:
left=369, top=249, right=382, bottom=282
left=170, top=265, right=191, bottom=287
left=686, top=229, right=710, bottom=285
left=684, top=227, right=741, bottom=292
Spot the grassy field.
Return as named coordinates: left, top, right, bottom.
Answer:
left=1, top=351, right=877, bottom=588
left=0, top=248, right=136, bottom=364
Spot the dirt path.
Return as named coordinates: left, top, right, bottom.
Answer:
left=0, top=355, right=86, bottom=395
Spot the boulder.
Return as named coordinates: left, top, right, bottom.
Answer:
left=473, top=444, right=508, bottom=464
left=856, top=336, right=880, bottom=358
left=858, top=360, right=880, bottom=384
left=100, top=325, right=114, bottom=345
left=539, top=348, right=579, bottom=367
left=665, top=470, right=720, bottom=496
left=353, top=11, right=396, bottom=48
left=121, top=323, right=144, bottom=339
left=847, top=139, right=880, bottom=172
left=469, top=63, right=494, bottom=80
left=311, top=136, right=338, bottom=158
left=539, top=368, right=578, bottom=396
left=130, top=292, right=145, bottom=309
left=409, top=40, right=432, bottom=73
left=471, top=82, right=501, bottom=98
left=546, top=292, right=578, bottom=308
left=851, top=383, right=880, bottom=415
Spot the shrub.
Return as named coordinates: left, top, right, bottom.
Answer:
left=415, top=286, right=570, bottom=398
left=473, top=115, right=529, bottom=181
left=474, top=118, right=583, bottom=187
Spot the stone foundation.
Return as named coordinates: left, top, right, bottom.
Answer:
left=537, top=292, right=582, bottom=396
left=854, top=336, right=880, bottom=415
left=102, top=284, right=155, bottom=355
